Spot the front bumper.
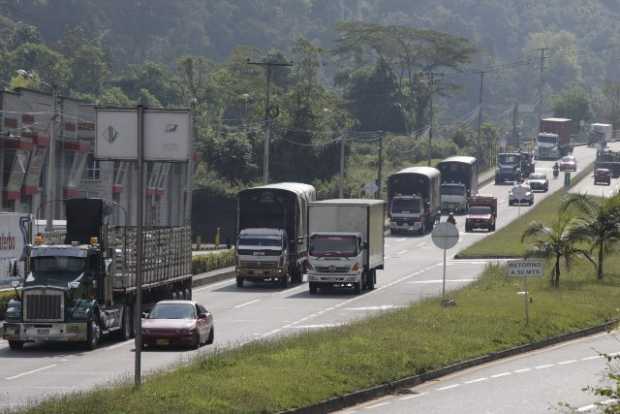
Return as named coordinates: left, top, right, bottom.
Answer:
left=510, top=198, right=532, bottom=205
left=3, top=322, right=87, bottom=342
left=466, top=219, right=491, bottom=229
left=390, top=221, right=422, bottom=232
left=143, top=332, right=195, bottom=347
left=308, top=272, right=362, bottom=284
left=236, top=264, right=286, bottom=280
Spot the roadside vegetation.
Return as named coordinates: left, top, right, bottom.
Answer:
left=0, top=289, right=15, bottom=320
left=191, top=250, right=236, bottom=275
left=13, top=260, right=620, bottom=414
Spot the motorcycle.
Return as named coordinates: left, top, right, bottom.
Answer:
left=553, top=167, right=559, bottom=179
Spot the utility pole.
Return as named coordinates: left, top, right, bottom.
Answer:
left=536, top=48, right=548, bottom=120
left=134, top=104, right=145, bottom=387
left=247, top=59, right=293, bottom=184
left=377, top=131, right=384, bottom=198
left=425, top=72, right=442, bottom=166
left=476, top=71, right=485, bottom=155
left=512, top=103, right=519, bottom=149
left=339, top=134, right=346, bottom=198
left=45, top=85, right=59, bottom=231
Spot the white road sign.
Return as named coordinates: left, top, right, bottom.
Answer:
left=431, top=223, right=459, bottom=250
left=95, top=108, right=191, bottom=161
left=507, top=259, right=544, bottom=277
left=364, top=181, right=379, bottom=195
left=95, top=109, right=138, bottom=160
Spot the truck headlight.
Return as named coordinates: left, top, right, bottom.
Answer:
left=351, top=263, right=361, bottom=272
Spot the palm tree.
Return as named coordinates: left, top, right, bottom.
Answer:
left=562, top=193, right=620, bottom=280
left=521, top=211, right=591, bottom=288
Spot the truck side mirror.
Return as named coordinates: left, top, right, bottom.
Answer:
left=362, top=242, right=369, bottom=250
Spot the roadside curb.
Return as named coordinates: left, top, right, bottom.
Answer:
left=453, top=254, right=518, bottom=260
left=280, top=319, right=620, bottom=414
left=192, top=266, right=236, bottom=288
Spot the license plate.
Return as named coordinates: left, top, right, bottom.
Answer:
left=37, top=329, right=50, bottom=336
left=156, top=339, right=169, bottom=346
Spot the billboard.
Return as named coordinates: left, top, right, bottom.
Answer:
left=95, top=108, right=191, bottom=161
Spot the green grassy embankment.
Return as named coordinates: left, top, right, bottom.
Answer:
left=13, top=260, right=620, bottom=414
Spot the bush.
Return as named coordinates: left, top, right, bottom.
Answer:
left=0, top=289, right=16, bottom=320
left=191, top=249, right=236, bottom=274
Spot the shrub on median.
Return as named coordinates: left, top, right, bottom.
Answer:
left=191, top=249, right=236, bottom=275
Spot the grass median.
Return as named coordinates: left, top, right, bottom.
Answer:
left=13, top=258, right=620, bottom=414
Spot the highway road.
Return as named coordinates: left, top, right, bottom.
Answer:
left=0, top=144, right=615, bottom=409
left=338, top=330, right=620, bottom=414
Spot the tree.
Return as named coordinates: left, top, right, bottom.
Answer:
left=8, top=42, right=71, bottom=89
left=97, top=86, right=134, bottom=106
left=204, top=132, right=258, bottom=184
left=521, top=211, right=591, bottom=288
left=562, top=193, right=620, bottom=280
left=552, top=85, right=593, bottom=127
left=59, top=27, right=110, bottom=95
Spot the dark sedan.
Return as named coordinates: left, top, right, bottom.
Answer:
left=142, top=300, right=214, bottom=349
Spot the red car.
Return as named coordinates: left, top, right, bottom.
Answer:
left=559, top=155, right=577, bottom=172
left=142, top=300, right=214, bottom=349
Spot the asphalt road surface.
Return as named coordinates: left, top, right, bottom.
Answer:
left=0, top=144, right=616, bottom=409
left=338, top=330, right=620, bottom=414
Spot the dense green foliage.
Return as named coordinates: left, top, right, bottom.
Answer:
left=191, top=250, right=236, bottom=275
left=1, top=1, right=619, bottom=193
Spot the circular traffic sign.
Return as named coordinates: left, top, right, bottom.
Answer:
left=431, top=223, right=459, bottom=250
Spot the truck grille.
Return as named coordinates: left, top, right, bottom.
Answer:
left=24, top=291, right=64, bottom=321
left=240, top=261, right=279, bottom=269
left=315, top=266, right=349, bottom=273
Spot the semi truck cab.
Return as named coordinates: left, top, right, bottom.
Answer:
left=440, top=182, right=468, bottom=213
left=536, top=133, right=560, bottom=159
left=235, top=228, right=289, bottom=288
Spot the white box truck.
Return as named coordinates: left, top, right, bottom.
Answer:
left=307, top=199, right=385, bottom=294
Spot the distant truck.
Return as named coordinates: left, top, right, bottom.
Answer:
left=236, top=182, right=316, bottom=288
left=307, top=199, right=385, bottom=294
left=465, top=196, right=497, bottom=232
left=3, top=198, right=193, bottom=350
left=595, top=149, right=620, bottom=178
left=536, top=118, right=572, bottom=160
left=589, top=123, right=613, bottom=148
left=387, top=167, right=441, bottom=234
left=495, top=153, right=522, bottom=184
left=437, top=156, right=479, bottom=213
left=519, top=151, right=535, bottom=177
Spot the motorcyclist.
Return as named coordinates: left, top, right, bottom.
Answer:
left=447, top=212, right=456, bottom=226
left=553, top=162, right=559, bottom=178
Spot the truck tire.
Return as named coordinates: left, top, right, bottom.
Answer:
left=354, top=282, right=362, bottom=295
left=491, top=223, right=496, bottom=231
left=279, top=275, right=289, bottom=289
left=292, top=265, right=303, bottom=284
left=184, top=288, right=192, bottom=300
left=236, top=277, right=244, bottom=288
left=120, top=304, right=134, bottom=340
left=86, top=319, right=101, bottom=350
left=367, top=270, right=376, bottom=290
left=8, top=340, right=24, bottom=350
left=309, top=282, right=318, bottom=295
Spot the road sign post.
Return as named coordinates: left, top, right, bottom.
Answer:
left=431, top=223, right=459, bottom=305
left=507, top=259, right=544, bottom=325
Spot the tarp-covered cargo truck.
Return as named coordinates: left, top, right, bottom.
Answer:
left=536, top=118, right=572, bottom=160
left=3, top=198, right=192, bottom=350
left=307, top=199, right=385, bottom=294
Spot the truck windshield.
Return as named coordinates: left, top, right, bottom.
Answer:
left=238, top=237, right=281, bottom=247
left=498, top=154, right=519, bottom=164
left=537, top=135, right=558, bottom=144
left=441, top=184, right=465, bottom=196
left=310, top=235, right=358, bottom=257
left=30, top=256, right=86, bottom=284
left=391, top=198, right=421, bottom=214
left=469, top=206, right=492, bottom=215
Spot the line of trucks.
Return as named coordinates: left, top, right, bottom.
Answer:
left=2, top=154, right=500, bottom=349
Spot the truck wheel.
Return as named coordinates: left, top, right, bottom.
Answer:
left=491, top=223, right=496, bottom=231
left=8, top=340, right=24, bottom=350
left=120, top=305, right=134, bottom=340
left=86, top=320, right=101, bottom=350
left=309, top=282, right=318, bottom=295
left=236, top=277, right=244, bottom=288
left=367, top=270, right=376, bottom=290
left=279, top=275, right=289, bottom=289
left=354, top=282, right=362, bottom=294
left=292, top=266, right=303, bottom=284
left=184, top=288, right=192, bottom=300
left=206, top=327, right=214, bottom=345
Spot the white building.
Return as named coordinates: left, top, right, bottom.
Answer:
left=0, top=88, right=191, bottom=226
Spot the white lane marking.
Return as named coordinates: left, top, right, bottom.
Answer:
left=535, top=364, right=554, bottom=370
left=490, top=372, right=511, bottom=378
left=397, top=250, right=408, bottom=255
left=278, top=285, right=307, bottom=296
left=582, top=355, right=603, bottom=361
left=289, top=324, right=344, bottom=329
left=365, top=402, right=391, bottom=410
left=407, top=279, right=475, bottom=284
left=234, top=299, right=260, bottom=309
left=6, top=364, right=57, bottom=380
left=104, top=339, right=133, bottom=351
left=399, top=392, right=427, bottom=401
left=558, top=359, right=577, bottom=365
left=345, top=305, right=404, bottom=311
left=464, top=377, right=488, bottom=384
left=415, top=242, right=427, bottom=248
left=576, top=404, right=596, bottom=412
left=193, top=278, right=236, bottom=292
left=514, top=368, right=531, bottom=374
left=437, top=384, right=461, bottom=391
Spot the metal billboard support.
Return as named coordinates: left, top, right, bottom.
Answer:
left=134, top=105, right=145, bottom=387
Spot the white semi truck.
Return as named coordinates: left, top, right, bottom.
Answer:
left=307, top=199, right=385, bottom=294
